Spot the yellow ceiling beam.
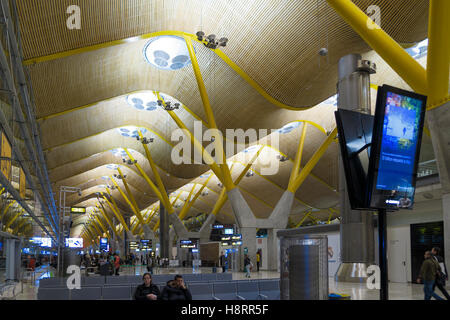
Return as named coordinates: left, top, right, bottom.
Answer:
left=288, top=123, right=308, bottom=191
left=326, top=0, right=427, bottom=95
left=427, top=0, right=450, bottom=108
left=103, top=191, right=130, bottom=233
left=1, top=200, right=16, bottom=222
left=24, top=30, right=306, bottom=112
left=288, top=128, right=338, bottom=193
left=96, top=204, right=119, bottom=237
left=184, top=36, right=235, bottom=191
left=4, top=209, right=23, bottom=230
left=109, top=175, right=145, bottom=227
left=137, top=130, right=173, bottom=213
left=123, top=148, right=168, bottom=212
left=116, top=167, right=146, bottom=225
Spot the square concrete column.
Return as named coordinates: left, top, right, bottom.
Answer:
left=238, top=227, right=257, bottom=272
left=443, top=193, right=450, bottom=272
left=267, top=228, right=281, bottom=271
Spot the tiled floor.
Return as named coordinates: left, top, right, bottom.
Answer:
left=12, top=265, right=450, bottom=300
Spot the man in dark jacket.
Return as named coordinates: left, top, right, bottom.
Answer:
left=161, top=275, right=192, bottom=301
left=431, top=247, right=450, bottom=300
left=417, top=251, right=444, bottom=300
left=134, top=273, right=160, bottom=301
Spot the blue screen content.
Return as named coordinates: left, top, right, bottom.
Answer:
left=375, top=91, right=423, bottom=208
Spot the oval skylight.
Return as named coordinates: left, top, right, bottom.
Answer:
left=116, top=126, right=148, bottom=138
left=143, top=35, right=192, bottom=71
left=126, top=91, right=183, bottom=112
left=110, top=148, right=128, bottom=158
left=277, top=122, right=302, bottom=135
left=106, top=164, right=120, bottom=170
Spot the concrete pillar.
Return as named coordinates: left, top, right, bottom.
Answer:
left=159, top=203, right=170, bottom=259
left=5, top=238, right=20, bottom=282
left=270, top=191, right=294, bottom=227
left=426, top=101, right=450, bottom=271
left=199, top=214, right=216, bottom=243
left=336, top=54, right=376, bottom=282
left=266, top=228, right=281, bottom=271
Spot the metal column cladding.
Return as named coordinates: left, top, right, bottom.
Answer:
left=336, top=54, right=375, bottom=282
left=159, top=202, right=170, bottom=259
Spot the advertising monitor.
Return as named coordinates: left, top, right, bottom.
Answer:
left=367, top=85, right=427, bottom=210
left=65, top=238, right=83, bottom=248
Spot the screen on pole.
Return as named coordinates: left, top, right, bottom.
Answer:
left=367, top=85, right=427, bottom=209
left=65, top=238, right=84, bottom=248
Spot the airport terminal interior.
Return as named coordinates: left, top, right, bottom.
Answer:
left=0, top=0, right=449, bottom=301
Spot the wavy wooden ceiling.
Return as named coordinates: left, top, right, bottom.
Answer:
left=15, top=0, right=430, bottom=232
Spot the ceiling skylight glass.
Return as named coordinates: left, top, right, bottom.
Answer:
left=277, top=122, right=302, bottom=135
left=116, top=126, right=148, bottom=138
left=110, top=148, right=128, bottom=158
left=405, top=39, right=428, bottom=60
left=323, top=95, right=338, bottom=107
left=106, top=164, right=120, bottom=170
left=126, top=91, right=183, bottom=112
left=143, top=35, right=192, bottom=71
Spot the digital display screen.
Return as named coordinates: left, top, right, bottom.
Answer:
left=224, top=228, right=234, bottom=235
left=65, top=238, right=83, bottom=248
left=368, top=85, right=426, bottom=209
left=100, top=238, right=108, bottom=251
left=31, top=237, right=52, bottom=248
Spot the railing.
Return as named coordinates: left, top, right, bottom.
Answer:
left=417, top=159, right=439, bottom=178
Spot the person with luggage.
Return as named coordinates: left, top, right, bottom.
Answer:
left=113, top=253, right=121, bottom=276
left=219, top=251, right=227, bottom=273
left=417, top=251, right=444, bottom=300
left=431, top=247, right=450, bottom=300
left=244, top=254, right=252, bottom=278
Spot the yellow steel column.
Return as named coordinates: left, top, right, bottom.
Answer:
left=427, top=0, right=450, bottom=107
left=288, top=123, right=308, bottom=191
left=295, top=212, right=312, bottom=228
left=109, top=175, right=146, bottom=224
left=326, top=0, right=427, bottom=94
left=157, top=91, right=224, bottom=183
left=123, top=149, right=169, bottom=212
left=4, top=209, right=23, bottom=229
left=116, top=168, right=146, bottom=225
left=146, top=206, right=159, bottom=224
left=1, top=200, right=16, bottom=222
left=137, top=130, right=173, bottom=213
left=96, top=205, right=118, bottom=237
left=289, top=128, right=338, bottom=193
left=184, top=36, right=235, bottom=190
left=94, top=214, right=107, bottom=234
left=103, top=193, right=130, bottom=233
left=177, top=185, right=196, bottom=220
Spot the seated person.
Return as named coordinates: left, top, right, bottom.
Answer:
left=160, top=275, right=192, bottom=301
left=134, top=273, right=160, bottom=301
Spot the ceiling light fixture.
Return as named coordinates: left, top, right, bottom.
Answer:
left=196, top=31, right=228, bottom=49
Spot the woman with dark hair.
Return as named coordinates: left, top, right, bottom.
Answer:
left=134, top=273, right=160, bottom=301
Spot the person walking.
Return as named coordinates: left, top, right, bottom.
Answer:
left=256, top=251, right=261, bottom=272
left=114, top=253, right=121, bottom=276
left=431, top=247, right=450, bottom=300
left=134, top=273, right=160, bottom=301
left=417, top=251, right=444, bottom=300
left=219, top=252, right=226, bottom=273
left=244, top=254, right=252, bottom=278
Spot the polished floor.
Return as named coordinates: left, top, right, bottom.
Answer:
left=10, top=265, right=450, bottom=300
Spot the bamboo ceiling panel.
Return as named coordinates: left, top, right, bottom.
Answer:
left=18, top=0, right=428, bottom=109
